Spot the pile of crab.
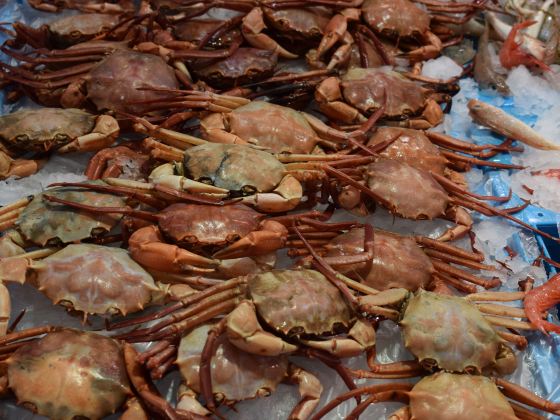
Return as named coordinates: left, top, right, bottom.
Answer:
left=0, top=0, right=559, bottom=419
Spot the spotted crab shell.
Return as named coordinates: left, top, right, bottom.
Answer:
left=157, top=203, right=262, bottom=249
left=7, top=329, right=130, bottom=420
left=409, top=372, right=517, bottom=420
left=183, top=143, right=286, bottom=194
left=177, top=324, right=288, bottom=402
left=17, top=181, right=125, bottom=246
left=48, top=13, right=121, bottom=45
left=87, top=50, right=180, bottom=114
left=324, top=227, right=434, bottom=291
left=361, top=0, right=430, bottom=38
left=0, top=108, right=96, bottom=152
left=401, top=290, right=502, bottom=372
left=33, top=244, right=159, bottom=316
left=367, top=127, right=448, bottom=176
left=341, top=68, right=428, bottom=118
left=249, top=269, right=353, bottom=336
left=365, top=158, right=449, bottom=220
left=226, top=101, right=318, bottom=154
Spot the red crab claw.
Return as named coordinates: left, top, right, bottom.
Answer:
left=499, top=20, right=551, bottom=71
left=525, top=273, right=560, bottom=335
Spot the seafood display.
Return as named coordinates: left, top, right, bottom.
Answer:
left=0, top=0, right=559, bottom=419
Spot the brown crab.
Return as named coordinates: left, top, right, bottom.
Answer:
left=292, top=226, right=500, bottom=293
left=199, top=100, right=373, bottom=154
left=324, top=155, right=554, bottom=242
left=27, top=0, right=135, bottom=13
left=313, top=371, right=560, bottom=419
left=365, top=127, right=523, bottom=178
left=112, top=268, right=378, bottom=364
left=9, top=13, right=126, bottom=49
left=0, top=244, right=195, bottom=321
left=315, top=67, right=448, bottom=129
left=0, top=327, right=186, bottom=419
left=1, top=49, right=238, bottom=116
left=43, top=189, right=292, bottom=272
left=174, top=322, right=322, bottom=419
left=0, top=108, right=119, bottom=179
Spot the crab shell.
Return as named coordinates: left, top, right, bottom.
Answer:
left=361, top=0, right=430, bottom=39
left=47, top=13, right=121, bottom=47
left=183, top=143, right=286, bottom=194
left=87, top=50, right=180, bottom=114
left=191, top=48, right=278, bottom=89
left=0, top=108, right=97, bottom=153
left=324, top=227, right=434, bottom=291
left=177, top=324, right=289, bottom=402
left=367, top=127, right=448, bottom=175
left=409, top=372, right=517, bottom=420
left=32, top=244, right=160, bottom=316
left=401, top=290, right=503, bottom=373
left=248, top=269, right=353, bottom=337
left=174, top=19, right=241, bottom=48
left=7, top=329, right=130, bottom=420
left=17, top=182, right=126, bottom=246
left=263, top=7, right=330, bottom=50
left=341, top=68, right=429, bottom=119
left=156, top=203, right=265, bottom=252
left=365, top=158, right=449, bottom=219
left=212, top=101, right=320, bottom=154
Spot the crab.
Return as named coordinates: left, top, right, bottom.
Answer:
left=42, top=189, right=294, bottom=273
left=92, top=141, right=315, bottom=213
left=324, top=155, right=555, bottom=242
left=27, top=0, right=136, bottom=13
left=314, top=371, right=560, bottom=419
left=0, top=244, right=196, bottom=323
left=315, top=67, right=449, bottom=129
left=1, top=49, right=239, bottom=115
left=365, top=127, right=524, bottom=178
left=9, top=13, right=127, bottom=50
left=188, top=48, right=279, bottom=89
left=292, top=226, right=501, bottom=293
left=346, top=288, right=537, bottom=379
left=173, top=322, right=322, bottom=419
left=0, top=108, right=119, bottom=180
left=199, top=100, right=375, bottom=154
left=0, top=181, right=126, bottom=256
left=111, top=268, right=381, bottom=364
left=0, top=327, right=186, bottom=419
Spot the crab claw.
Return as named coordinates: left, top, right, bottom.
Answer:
left=212, top=221, right=288, bottom=259
left=524, top=273, right=560, bottom=335
left=242, top=8, right=298, bottom=59
left=499, top=20, right=551, bottom=71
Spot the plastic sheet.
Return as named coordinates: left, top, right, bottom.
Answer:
left=0, top=2, right=560, bottom=419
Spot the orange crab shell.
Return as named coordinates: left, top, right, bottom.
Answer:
left=177, top=323, right=289, bottom=403
left=7, top=329, right=131, bottom=420
left=409, top=372, right=517, bottom=420
left=324, top=227, right=434, bottom=291
left=33, top=244, right=160, bottom=316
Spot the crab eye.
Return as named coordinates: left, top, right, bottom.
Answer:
left=241, top=185, right=257, bottom=195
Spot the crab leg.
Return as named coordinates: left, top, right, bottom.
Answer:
left=431, top=260, right=501, bottom=289
left=351, top=360, right=425, bottom=379
left=285, top=364, right=323, bottom=420
left=433, top=273, right=477, bottom=294
left=415, top=235, right=484, bottom=262
left=495, top=378, right=560, bottom=414
left=310, top=384, right=414, bottom=420
left=109, top=277, right=246, bottom=330
left=242, top=8, right=298, bottom=58
left=226, top=300, right=298, bottom=355
left=302, top=318, right=376, bottom=357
